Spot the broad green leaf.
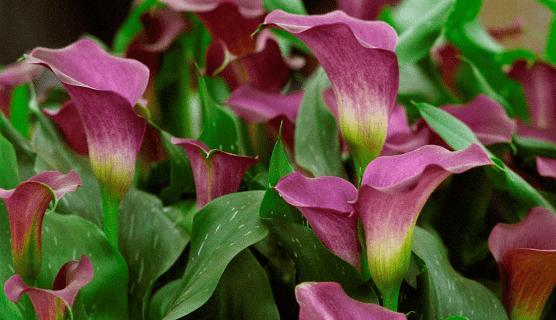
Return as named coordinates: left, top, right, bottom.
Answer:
left=546, top=16, right=556, bottom=64
left=294, top=69, right=345, bottom=177
left=398, top=63, right=441, bottom=103
left=32, top=113, right=103, bottom=225
left=159, top=130, right=195, bottom=204
left=263, top=0, right=306, bottom=14
left=412, top=227, right=508, bottom=320
left=0, top=114, right=35, bottom=180
left=513, top=136, right=556, bottom=159
left=148, top=280, right=181, bottom=320
left=164, top=200, right=197, bottom=235
left=9, top=85, right=30, bottom=137
left=113, top=0, right=159, bottom=53
left=198, top=76, right=241, bottom=153
left=266, top=219, right=376, bottom=302
left=260, top=135, right=300, bottom=221
left=120, top=189, right=190, bottom=319
left=186, top=250, right=280, bottom=320
left=162, top=191, right=268, bottom=319
left=416, top=102, right=554, bottom=212
left=392, top=0, right=443, bottom=31
left=396, top=0, right=454, bottom=65
left=38, top=212, right=129, bottom=319
left=0, top=133, right=19, bottom=189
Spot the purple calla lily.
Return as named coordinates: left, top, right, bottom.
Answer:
left=264, top=10, right=399, bottom=172
left=172, top=138, right=258, bottom=207
left=382, top=105, right=430, bottom=155
left=337, top=0, right=399, bottom=20
left=5, top=255, right=93, bottom=320
left=488, top=207, right=556, bottom=320
left=43, top=101, right=89, bottom=156
left=27, top=39, right=149, bottom=198
left=276, top=144, right=491, bottom=309
left=0, top=171, right=81, bottom=281
left=296, top=282, right=406, bottom=320
left=0, top=61, right=42, bottom=116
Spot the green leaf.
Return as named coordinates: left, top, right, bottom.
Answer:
left=0, top=133, right=19, bottom=189
left=186, top=250, right=280, bottom=320
left=396, top=0, right=455, bottom=65
left=32, top=113, right=103, bottom=225
left=416, top=102, right=554, bottom=212
left=546, top=16, right=556, bottom=64
left=39, top=212, right=129, bottom=319
left=120, top=189, right=190, bottom=319
left=0, top=114, right=35, bottom=180
left=294, top=69, right=345, bottom=177
left=263, top=0, right=306, bottom=14
left=513, top=136, right=556, bottom=159
left=260, top=136, right=300, bottom=221
left=159, top=130, right=195, bottom=204
left=113, top=0, right=159, bottom=53
left=9, top=85, right=30, bottom=137
left=162, top=191, right=268, bottom=319
left=266, top=219, right=376, bottom=302
left=198, top=76, right=241, bottom=153
left=412, top=227, right=508, bottom=320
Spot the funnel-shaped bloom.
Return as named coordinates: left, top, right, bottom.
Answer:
left=0, top=62, right=42, bottom=115
left=172, top=138, right=258, bottom=207
left=296, top=282, right=406, bottom=320
left=357, top=144, right=491, bottom=306
left=337, top=0, right=399, bottom=20
left=27, top=39, right=149, bottom=198
left=265, top=10, right=399, bottom=171
left=442, top=95, right=515, bottom=146
left=5, top=256, right=93, bottom=320
left=276, top=172, right=361, bottom=269
left=0, top=171, right=81, bottom=281
left=488, top=207, right=556, bottom=320
left=43, top=101, right=88, bottom=155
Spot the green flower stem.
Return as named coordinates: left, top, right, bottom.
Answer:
left=101, top=187, right=120, bottom=249
left=382, top=285, right=400, bottom=312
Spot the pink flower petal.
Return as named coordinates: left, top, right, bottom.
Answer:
left=337, top=0, right=399, bottom=20
left=43, top=101, right=88, bottom=155
left=0, top=62, right=43, bottom=115
left=0, top=171, right=81, bottom=281
left=536, top=157, right=556, bottom=179
left=383, top=105, right=430, bottom=155
left=296, top=282, right=406, bottom=320
left=276, top=172, right=361, bottom=269
left=171, top=138, right=258, bottom=207
left=5, top=256, right=93, bottom=320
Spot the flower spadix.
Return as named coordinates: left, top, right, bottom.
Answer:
left=27, top=39, right=149, bottom=198
left=488, top=207, right=556, bottom=320
left=264, top=10, right=399, bottom=172
left=0, top=171, right=81, bottom=281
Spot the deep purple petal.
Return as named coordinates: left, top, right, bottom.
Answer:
left=43, top=101, right=88, bottom=155
left=5, top=256, right=93, bottom=320
left=488, top=208, right=556, bottom=319
left=172, top=138, right=258, bottom=207
left=442, top=95, right=515, bottom=145
left=537, top=157, right=556, bottom=179
left=275, top=172, right=361, bottom=269
left=227, top=85, right=302, bottom=123
left=265, top=10, right=398, bottom=168
left=337, top=0, right=399, bottom=20
left=28, top=39, right=149, bottom=197
left=0, top=171, right=81, bottom=281
left=163, top=0, right=263, bottom=18
left=383, top=105, right=430, bottom=155
left=296, top=282, right=406, bottom=320
left=357, top=144, right=491, bottom=299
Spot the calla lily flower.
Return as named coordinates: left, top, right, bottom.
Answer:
left=536, top=157, right=556, bottom=179
left=277, top=144, right=491, bottom=309
left=0, top=171, right=81, bottom=281
left=337, top=0, right=399, bottom=20
left=442, top=95, right=516, bottom=146
left=5, top=255, right=93, bottom=320
left=296, top=282, right=406, bottom=320
left=488, top=207, right=556, bottom=320
left=43, top=101, right=88, bottom=156
left=0, top=61, right=42, bottom=116
left=27, top=39, right=149, bottom=198
left=264, top=10, right=399, bottom=172
left=172, top=138, right=258, bottom=207
left=382, top=105, right=430, bottom=155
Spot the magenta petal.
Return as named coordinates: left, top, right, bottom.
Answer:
left=296, top=282, right=406, bottom=320
left=275, top=172, right=361, bottom=270
left=357, top=144, right=491, bottom=301
left=171, top=138, right=258, bottom=207
left=43, top=101, right=88, bottom=155
left=0, top=62, right=43, bottom=115
left=163, top=0, right=263, bottom=18
left=265, top=10, right=398, bottom=169
left=383, top=105, right=430, bottom=155
left=28, top=39, right=149, bottom=197
left=442, top=95, right=516, bottom=145
left=536, top=157, right=556, bottom=179
left=337, top=0, right=399, bottom=20
left=0, top=171, right=81, bottom=281
left=488, top=208, right=556, bottom=319
left=5, top=256, right=93, bottom=320
left=227, top=85, right=302, bottom=123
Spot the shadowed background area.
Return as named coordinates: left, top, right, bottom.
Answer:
left=0, top=0, right=549, bottom=64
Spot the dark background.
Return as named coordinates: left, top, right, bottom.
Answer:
left=0, top=0, right=336, bottom=64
